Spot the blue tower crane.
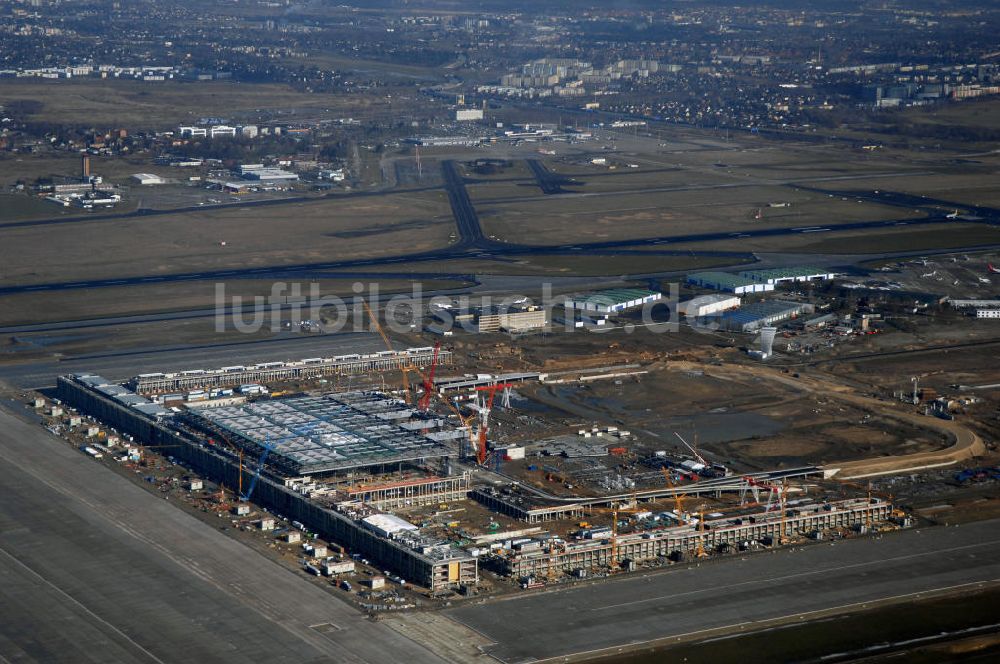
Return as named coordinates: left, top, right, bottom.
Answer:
left=241, top=421, right=323, bottom=502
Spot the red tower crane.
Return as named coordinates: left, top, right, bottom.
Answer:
left=417, top=342, right=442, bottom=412
left=473, top=382, right=514, bottom=465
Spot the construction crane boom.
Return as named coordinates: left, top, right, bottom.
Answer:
left=362, top=299, right=414, bottom=403
left=607, top=498, right=647, bottom=569
left=696, top=508, right=707, bottom=557
left=661, top=468, right=688, bottom=522
left=417, top=342, right=441, bottom=412
left=673, top=431, right=708, bottom=467
left=437, top=393, right=478, bottom=460
left=473, top=383, right=514, bottom=466
left=242, top=440, right=275, bottom=502
left=779, top=480, right=788, bottom=543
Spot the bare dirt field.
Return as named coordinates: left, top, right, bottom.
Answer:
left=525, top=364, right=946, bottom=469
left=446, top=319, right=998, bottom=476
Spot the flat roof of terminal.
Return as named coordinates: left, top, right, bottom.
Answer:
left=720, top=300, right=808, bottom=325
left=687, top=271, right=759, bottom=288
left=739, top=266, right=832, bottom=280
left=567, top=288, right=661, bottom=306
left=190, top=391, right=452, bottom=475
left=679, top=293, right=740, bottom=305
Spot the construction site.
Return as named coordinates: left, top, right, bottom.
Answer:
left=48, top=325, right=977, bottom=597
left=47, top=360, right=916, bottom=593
left=35, top=271, right=1000, bottom=598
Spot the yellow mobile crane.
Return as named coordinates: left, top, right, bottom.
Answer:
left=661, top=468, right=690, bottom=524
left=586, top=500, right=645, bottom=571
left=695, top=507, right=709, bottom=558
left=662, top=468, right=710, bottom=557
left=440, top=395, right=480, bottom=461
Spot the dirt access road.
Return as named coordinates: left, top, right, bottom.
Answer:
left=664, top=360, right=986, bottom=479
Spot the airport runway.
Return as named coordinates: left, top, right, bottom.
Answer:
left=0, top=210, right=985, bottom=296
left=441, top=159, right=485, bottom=245
left=0, top=332, right=387, bottom=390
left=5, top=153, right=999, bottom=299
left=445, top=519, right=1000, bottom=663
left=0, top=274, right=483, bottom=335
left=526, top=159, right=571, bottom=195
left=0, top=184, right=442, bottom=230
left=2, top=242, right=998, bottom=389
left=473, top=169, right=944, bottom=206
left=0, top=403, right=448, bottom=664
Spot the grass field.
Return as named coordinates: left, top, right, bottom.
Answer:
left=0, top=191, right=454, bottom=285
left=791, top=223, right=1000, bottom=254
left=473, top=182, right=924, bottom=246
left=283, top=53, right=448, bottom=82
left=809, top=98, right=1000, bottom=148
left=0, top=79, right=393, bottom=128
left=5, top=113, right=1000, bottom=329
left=333, top=252, right=746, bottom=277
left=0, top=193, right=88, bottom=220
left=0, top=277, right=469, bottom=327
left=465, top=134, right=956, bottom=247
left=661, top=223, right=1000, bottom=255
left=816, top=170, right=1000, bottom=208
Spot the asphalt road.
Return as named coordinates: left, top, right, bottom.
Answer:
left=525, top=159, right=570, bottom=195
left=441, top=159, right=485, bottom=245
left=445, top=519, right=1000, bottom=663
left=0, top=403, right=447, bottom=664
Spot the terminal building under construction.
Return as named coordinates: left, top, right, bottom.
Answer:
left=495, top=498, right=893, bottom=578
left=55, top=359, right=900, bottom=593
left=56, top=372, right=478, bottom=591
left=129, top=347, right=449, bottom=394
left=187, top=392, right=454, bottom=476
